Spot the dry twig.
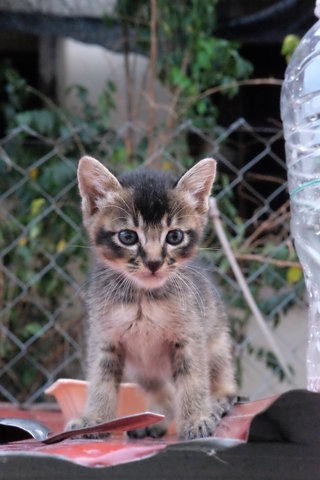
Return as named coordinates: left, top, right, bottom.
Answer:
left=235, top=253, right=300, bottom=268
left=242, top=200, right=291, bottom=250
left=209, top=197, right=295, bottom=383
left=148, top=0, right=157, bottom=155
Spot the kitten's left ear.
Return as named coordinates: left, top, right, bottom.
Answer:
left=176, top=158, right=216, bottom=212
left=78, top=155, right=121, bottom=217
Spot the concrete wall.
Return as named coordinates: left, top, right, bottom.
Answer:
left=0, top=0, right=116, bottom=17
left=56, top=37, right=171, bottom=131
left=239, top=306, right=308, bottom=399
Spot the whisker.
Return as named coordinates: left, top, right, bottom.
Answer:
left=184, top=264, right=222, bottom=300
left=171, top=274, right=186, bottom=313
left=174, top=271, right=205, bottom=317
left=184, top=262, right=211, bottom=274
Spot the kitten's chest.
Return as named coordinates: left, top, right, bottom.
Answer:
left=107, top=298, right=173, bottom=341
left=105, top=298, right=174, bottom=377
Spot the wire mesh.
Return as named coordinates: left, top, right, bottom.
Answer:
left=0, top=118, right=307, bottom=405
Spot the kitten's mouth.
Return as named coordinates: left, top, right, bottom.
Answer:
left=131, top=270, right=168, bottom=289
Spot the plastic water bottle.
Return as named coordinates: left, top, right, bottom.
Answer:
left=281, top=0, right=320, bottom=392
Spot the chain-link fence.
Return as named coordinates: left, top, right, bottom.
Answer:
left=0, top=117, right=307, bottom=406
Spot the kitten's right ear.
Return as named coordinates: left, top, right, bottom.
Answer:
left=176, top=158, right=216, bottom=213
left=77, top=156, right=121, bottom=216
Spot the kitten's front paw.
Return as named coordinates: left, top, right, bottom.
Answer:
left=127, top=422, right=168, bottom=440
left=65, top=416, right=87, bottom=431
left=180, top=416, right=217, bottom=440
left=64, top=416, right=110, bottom=439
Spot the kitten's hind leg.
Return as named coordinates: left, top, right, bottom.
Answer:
left=127, top=380, right=175, bottom=439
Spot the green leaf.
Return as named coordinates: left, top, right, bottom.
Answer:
left=107, top=80, right=116, bottom=93
left=281, top=34, right=300, bottom=63
left=98, top=88, right=115, bottom=128
left=23, top=322, right=42, bottom=337
left=196, top=100, right=207, bottom=115
left=29, top=223, right=41, bottom=239
left=74, top=85, right=89, bottom=103
left=30, top=198, right=46, bottom=218
left=272, top=245, right=289, bottom=261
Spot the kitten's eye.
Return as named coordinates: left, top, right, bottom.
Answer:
left=118, top=230, right=138, bottom=246
left=166, top=229, right=184, bottom=245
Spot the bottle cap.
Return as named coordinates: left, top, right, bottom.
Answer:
left=316, top=0, right=320, bottom=18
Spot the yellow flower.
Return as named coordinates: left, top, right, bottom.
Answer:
left=287, top=266, right=303, bottom=285
left=56, top=239, right=67, bottom=253
left=18, top=237, right=28, bottom=247
left=29, top=168, right=39, bottom=180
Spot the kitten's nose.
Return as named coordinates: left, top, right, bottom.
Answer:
left=145, top=260, right=162, bottom=274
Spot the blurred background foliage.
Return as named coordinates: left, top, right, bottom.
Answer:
left=0, top=0, right=305, bottom=401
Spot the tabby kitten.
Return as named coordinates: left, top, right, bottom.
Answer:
left=67, top=156, right=236, bottom=440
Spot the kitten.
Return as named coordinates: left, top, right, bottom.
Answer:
left=66, top=156, right=236, bottom=440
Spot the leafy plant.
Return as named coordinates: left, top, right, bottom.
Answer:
left=110, top=0, right=253, bottom=133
